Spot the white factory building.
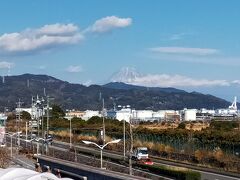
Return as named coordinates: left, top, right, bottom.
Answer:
left=116, top=108, right=180, bottom=122
left=199, top=108, right=215, bottom=114
left=82, top=110, right=102, bottom=120
left=65, top=110, right=102, bottom=120
left=132, top=110, right=153, bottom=121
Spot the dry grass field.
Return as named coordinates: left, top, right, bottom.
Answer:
left=139, top=122, right=209, bottom=131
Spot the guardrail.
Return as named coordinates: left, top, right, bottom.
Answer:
left=37, top=155, right=149, bottom=180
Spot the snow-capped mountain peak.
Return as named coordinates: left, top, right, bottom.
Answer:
left=110, top=67, right=141, bottom=83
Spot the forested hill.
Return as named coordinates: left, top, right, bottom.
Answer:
left=0, top=74, right=231, bottom=111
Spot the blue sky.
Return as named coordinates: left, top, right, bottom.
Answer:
left=0, top=1, right=240, bottom=101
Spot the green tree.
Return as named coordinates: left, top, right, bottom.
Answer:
left=87, top=116, right=102, bottom=124
left=22, top=111, right=31, bottom=120
left=210, top=120, right=238, bottom=131
left=51, top=104, right=65, bottom=119
left=7, top=113, right=16, bottom=121
left=71, top=117, right=86, bottom=128
left=178, top=122, right=186, bottom=129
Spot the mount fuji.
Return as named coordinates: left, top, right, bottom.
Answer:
left=110, top=67, right=141, bottom=83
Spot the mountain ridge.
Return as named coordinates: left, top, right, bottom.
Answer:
left=0, top=74, right=231, bottom=111
left=103, top=82, right=186, bottom=93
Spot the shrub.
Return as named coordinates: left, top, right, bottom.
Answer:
left=152, top=143, right=165, bottom=152
left=133, top=140, right=143, bottom=147
left=213, top=148, right=224, bottom=161
left=0, top=148, right=10, bottom=168
left=178, top=122, right=186, bottom=129
left=165, top=145, right=174, bottom=153
left=194, top=150, right=207, bottom=162
left=210, top=120, right=238, bottom=131
left=135, top=164, right=201, bottom=180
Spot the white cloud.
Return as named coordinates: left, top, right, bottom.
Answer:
left=169, top=33, right=186, bottom=40
left=0, top=61, right=14, bottom=69
left=37, top=23, right=79, bottom=36
left=148, top=52, right=240, bottom=66
left=232, top=80, right=240, bottom=85
left=87, top=16, right=132, bottom=33
left=0, top=23, right=83, bottom=55
left=112, top=67, right=240, bottom=88
left=149, top=47, right=219, bottom=56
left=66, top=65, right=82, bottom=73
left=168, top=32, right=194, bottom=41
left=0, top=17, right=132, bottom=55
left=131, top=74, right=229, bottom=87
left=115, top=71, right=230, bottom=87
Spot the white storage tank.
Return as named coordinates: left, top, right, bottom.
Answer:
left=135, top=110, right=153, bottom=120
left=116, top=108, right=132, bottom=122
left=184, top=109, right=197, bottom=121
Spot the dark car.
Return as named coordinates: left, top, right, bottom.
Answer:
left=47, top=135, right=53, bottom=140
left=45, top=134, right=53, bottom=145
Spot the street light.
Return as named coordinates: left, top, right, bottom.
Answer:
left=118, top=105, right=127, bottom=160
left=129, top=117, right=133, bottom=176
left=3, top=131, right=22, bottom=158
left=82, top=139, right=121, bottom=169
left=69, top=118, right=72, bottom=148
left=26, top=137, right=45, bottom=156
left=102, top=99, right=105, bottom=144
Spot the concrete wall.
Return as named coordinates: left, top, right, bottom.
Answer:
left=37, top=156, right=141, bottom=180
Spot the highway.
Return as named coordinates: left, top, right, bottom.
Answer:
left=152, top=159, right=240, bottom=180
left=6, top=136, right=240, bottom=180
left=51, top=140, right=240, bottom=180
left=47, top=145, right=171, bottom=180
left=8, top=136, right=171, bottom=180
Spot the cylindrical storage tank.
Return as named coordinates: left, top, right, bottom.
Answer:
left=184, top=109, right=197, bottom=121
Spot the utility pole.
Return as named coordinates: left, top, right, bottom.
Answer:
left=37, top=107, right=40, bottom=138
left=41, top=97, right=45, bottom=155
left=30, top=96, right=34, bottom=139
left=35, top=95, right=40, bottom=139
left=70, top=118, right=72, bottom=148
left=129, top=116, right=133, bottom=176
left=102, top=98, right=105, bottom=145
left=46, top=96, right=50, bottom=136
left=123, top=119, right=126, bottom=160
left=25, top=122, right=28, bottom=147
left=16, top=99, right=23, bottom=147
left=41, top=110, right=44, bottom=139
left=3, top=107, right=7, bottom=126
left=41, top=97, right=45, bottom=139
left=45, top=96, right=53, bottom=155
left=43, top=88, right=46, bottom=97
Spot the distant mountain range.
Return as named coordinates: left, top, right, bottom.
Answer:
left=103, top=82, right=186, bottom=93
left=0, top=74, right=231, bottom=111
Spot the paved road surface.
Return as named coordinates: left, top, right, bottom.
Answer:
left=53, top=140, right=240, bottom=180
left=7, top=136, right=240, bottom=180
left=199, top=170, right=240, bottom=180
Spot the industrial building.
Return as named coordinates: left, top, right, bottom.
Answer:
left=182, top=109, right=197, bottom=121
left=13, top=96, right=239, bottom=123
